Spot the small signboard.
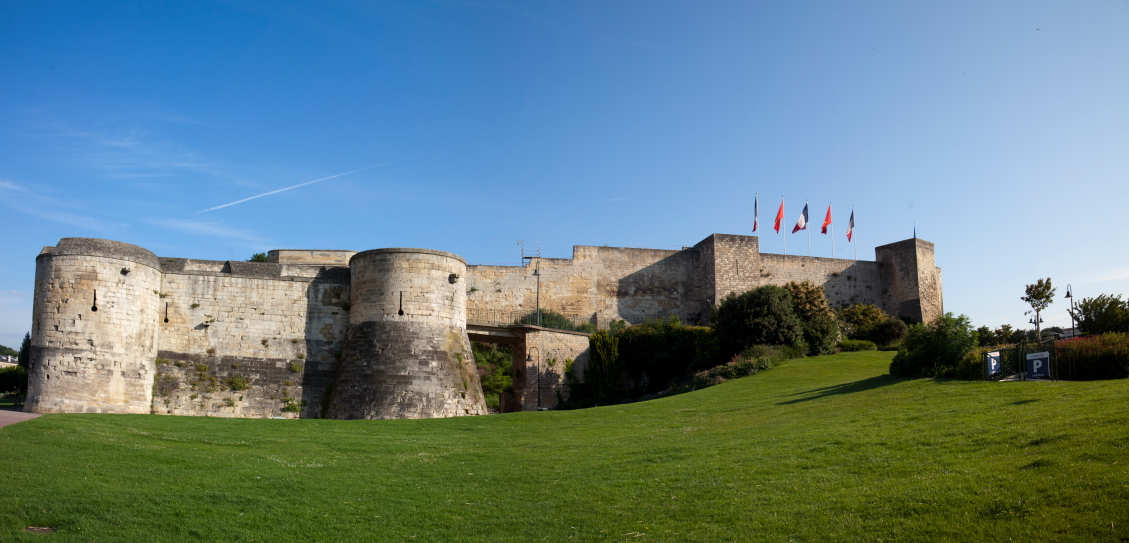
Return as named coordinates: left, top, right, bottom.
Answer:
left=1026, top=351, right=1050, bottom=379
left=986, top=351, right=1001, bottom=376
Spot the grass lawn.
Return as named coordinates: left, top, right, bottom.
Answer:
left=1, top=351, right=1126, bottom=542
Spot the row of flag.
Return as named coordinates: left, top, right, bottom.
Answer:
left=752, top=195, right=854, bottom=242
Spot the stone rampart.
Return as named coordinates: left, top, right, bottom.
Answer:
left=24, top=232, right=941, bottom=417
left=150, top=259, right=350, bottom=418
left=465, top=233, right=939, bottom=327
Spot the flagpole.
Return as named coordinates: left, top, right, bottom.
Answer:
left=782, top=196, right=786, bottom=256
left=806, top=199, right=811, bottom=257
left=831, top=202, right=835, bottom=258
left=852, top=205, right=857, bottom=260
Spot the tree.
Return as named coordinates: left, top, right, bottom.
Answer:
left=0, top=344, right=16, bottom=357
left=889, top=313, right=978, bottom=378
left=1069, top=294, right=1129, bottom=335
left=712, top=286, right=805, bottom=358
left=18, top=332, right=30, bottom=370
left=784, top=281, right=840, bottom=355
left=1021, top=278, right=1055, bottom=342
left=248, top=252, right=269, bottom=263
left=976, top=326, right=994, bottom=347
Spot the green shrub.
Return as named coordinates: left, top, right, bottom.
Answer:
left=870, top=319, right=909, bottom=349
left=586, top=330, right=623, bottom=405
left=665, top=344, right=798, bottom=394
left=713, top=285, right=805, bottom=358
left=516, top=309, right=595, bottom=332
left=289, top=363, right=302, bottom=373
left=784, top=281, right=840, bottom=355
left=837, top=304, right=889, bottom=339
left=617, top=316, right=718, bottom=395
left=248, top=252, right=268, bottom=263
left=839, top=339, right=877, bottom=352
left=472, top=342, right=513, bottom=404
left=0, top=365, right=28, bottom=395
left=224, top=375, right=250, bottom=391
left=889, top=313, right=978, bottom=378
left=281, top=398, right=306, bottom=413
left=1060, top=333, right=1129, bottom=380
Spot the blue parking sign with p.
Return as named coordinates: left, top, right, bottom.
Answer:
left=1026, top=352, right=1050, bottom=379
left=987, top=351, right=1001, bottom=376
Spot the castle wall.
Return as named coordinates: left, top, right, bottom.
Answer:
left=465, top=245, right=704, bottom=327
left=24, top=233, right=942, bottom=417
left=26, top=239, right=162, bottom=414
left=703, top=234, right=883, bottom=309
left=466, top=234, right=897, bottom=328
left=150, top=259, right=350, bottom=418
left=328, top=249, right=487, bottom=419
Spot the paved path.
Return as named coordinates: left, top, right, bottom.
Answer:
left=0, top=409, right=39, bottom=429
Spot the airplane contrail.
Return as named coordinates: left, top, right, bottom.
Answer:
left=198, top=161, right=400, bottom=213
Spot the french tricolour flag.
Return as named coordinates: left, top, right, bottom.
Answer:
left=791, top=202, right=809, bottom=234
left=846, top=209, right=855, bottom=241
left=752, top=194, right=758, bottom=233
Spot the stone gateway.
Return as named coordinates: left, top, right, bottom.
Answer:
left=23, top=233, right=940, bottom=418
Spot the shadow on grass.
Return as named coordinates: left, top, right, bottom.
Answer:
left=777, top=375, right=904, bottom=405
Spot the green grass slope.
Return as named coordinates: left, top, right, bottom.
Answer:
left=1, top=351, right=1127, bottom=542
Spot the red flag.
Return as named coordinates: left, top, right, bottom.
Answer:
left=791, top=202, right=809, bottom=234
left=820, top=204, right=832, bottom=234
left=773, top=199, right=785, bottom=233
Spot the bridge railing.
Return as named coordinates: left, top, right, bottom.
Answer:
left=466, top=308, right=599, bottom=333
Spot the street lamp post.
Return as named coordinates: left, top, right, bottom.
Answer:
left=1065, top=284, right=1077, bottom=338
left=533, top=267, right=541, bottom=327
left=526, top=346, right=540, bottom=409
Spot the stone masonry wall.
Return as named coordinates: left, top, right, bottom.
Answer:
left=466, top=245, right=704, bottom=327
left=466, top=234, right=907, bottom=328
left=705, top=234, right=883, bottom=310
left=152, top=259, right=350, bottom=418
left=27, top=242, right=162, bottom=414
left=511, top=328, right=591, bottom=410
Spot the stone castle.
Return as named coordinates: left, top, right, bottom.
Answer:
left=24, top=233, right=941, bottom=418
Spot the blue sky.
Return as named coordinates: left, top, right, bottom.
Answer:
left=2, top=1, right=1128, bottom=348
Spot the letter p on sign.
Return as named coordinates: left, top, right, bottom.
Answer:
left=1026, top=352, right=1050, bottom=379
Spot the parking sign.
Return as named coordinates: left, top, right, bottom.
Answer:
left=986, top=351, right=1001, bottom=376
left=1026, top=352, right=1050, bottom=379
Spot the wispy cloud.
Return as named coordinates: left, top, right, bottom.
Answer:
left=148, top=219, right=268, bottom=244
left=1085, top=265, right=1129, bottom=285
left=198, top=161, right=400, bottom=213
left=0, top=179, right=108, bottom=231
left=28, top=113, right=231, bottom=181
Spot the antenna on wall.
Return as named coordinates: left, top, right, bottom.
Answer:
left=518, top=240, right=540, bottom=263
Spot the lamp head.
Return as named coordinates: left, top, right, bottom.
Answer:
left=1065, top=285, right=1073, bottom=298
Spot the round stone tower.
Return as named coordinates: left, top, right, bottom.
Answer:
left=327, top=248, right=487, bottom=419
left=26, top=238, right=162, bottom=414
